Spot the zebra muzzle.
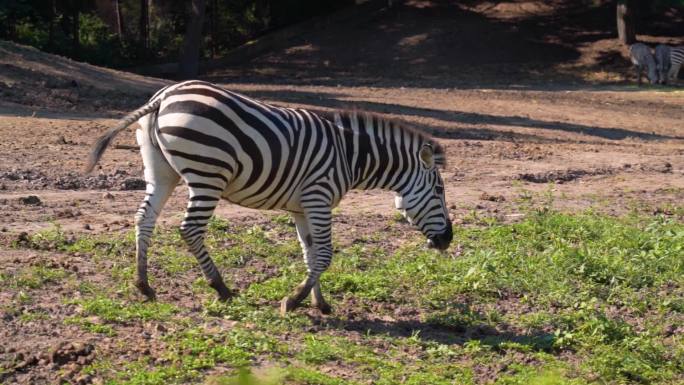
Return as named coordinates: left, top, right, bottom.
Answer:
left=426, top=224, right=453, bottom=251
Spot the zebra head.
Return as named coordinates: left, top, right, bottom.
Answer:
left=395, top=142, right=452, bottom=250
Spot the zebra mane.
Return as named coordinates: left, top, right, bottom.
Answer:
left=330, top=110, right=447, bottom=168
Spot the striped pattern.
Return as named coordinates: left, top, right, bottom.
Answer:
left=655, top=44, right=671, bottom=84
left=87, top=80, right=452, bottom=314
left=668, top=46, right=684, bottom=83
left=629, top=43, right=657, bottom=85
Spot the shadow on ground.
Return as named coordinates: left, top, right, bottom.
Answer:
left=241, top=89, right=684, bottom=142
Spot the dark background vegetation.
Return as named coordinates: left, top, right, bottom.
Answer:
left=1, top=0, right=684, bottom=76
left=0, top=0, right=352, bottom=69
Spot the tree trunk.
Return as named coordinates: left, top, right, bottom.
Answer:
left=94, top=0, right=118, bottom=34
left=139, top=0, right=149, bottom=49
left=617, top=0, right=636, bottom=45
left=48, top=0, right=57, bottom=50
left=114, top=0, right=124, bottom=40
left=210, top=0, right=217, bottom=58
left=178, top=0, right=207, bottom=79
left=72, top=6, right=80, bottom=56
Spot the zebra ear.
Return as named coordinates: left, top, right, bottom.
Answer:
left=419, top=144, right=434, bottom=168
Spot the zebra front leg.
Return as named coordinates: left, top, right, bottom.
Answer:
left=311, top=282, right=331, bottom=314
left=180, top=189, right=234, bottom=301
left=290, top=214, right=333, bottom=314
left=281, top=209, right=334, bottom=315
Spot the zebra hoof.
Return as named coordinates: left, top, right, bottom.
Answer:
left=135, top=280, right=156, bottom=301
left=315, top=302, right=333, bottom=315
left=280, top=296, right=299, bottom=315
left=217, top=288, right=237, bottom=302
left=210, top=280, right=235, bottom=302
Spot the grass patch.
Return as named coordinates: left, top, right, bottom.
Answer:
left=2, top=264, right=69, bottom=289
left=10, top=210, right=684, bottom=384
left=71, top=296, right=179, bottom=323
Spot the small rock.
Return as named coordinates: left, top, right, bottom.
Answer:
left=16, top=232, right=30, bottom=244
left=14, top=355, right=37, bottom=371
left=102, top=192, right=114, bottom=200
left=121, top=178, right=145, bottom=191
left=83, top=223, right=92, bottom=231
left=479, top=192, right=505, bottom=202
left=75, top=374, right=92, bottom=385
left=56, top=135, right=68, bottom=145
left=19, top=195, right=41, bottom=205
left=50, top=341, right=94, bottom=366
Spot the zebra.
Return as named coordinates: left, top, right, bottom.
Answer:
left=667, top=45, right=684, bottom=84
left=655, top=44, right=671, bottom=84
left=85, top=80, right=453, bottom=315
left=629, top=43, right=658, bottom=85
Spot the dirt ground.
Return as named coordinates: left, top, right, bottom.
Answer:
left=1, top=83, right=683, bottom=238
left=2, top=82, right=684, bottom=385
left=1, top=1, right=684, bottom=383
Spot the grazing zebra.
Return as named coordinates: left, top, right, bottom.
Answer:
left=629, top=43, right=658, bottom=85
left=85, top=80, right=453, bottom=315
left=655, top=44, right=671, bottom=84
left=667, top=45, right=684, bottom=84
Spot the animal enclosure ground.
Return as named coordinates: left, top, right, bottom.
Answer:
left=1, top=82, right=684, bottom=385
left=1, top=1, right=684, bottom=382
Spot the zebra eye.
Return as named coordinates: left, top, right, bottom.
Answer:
left=435, top=185, right=444, bottom=195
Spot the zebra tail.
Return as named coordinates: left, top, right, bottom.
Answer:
left=84, top=98, right=162, bottom=174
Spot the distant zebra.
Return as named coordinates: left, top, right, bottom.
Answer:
left=667, top=45, right=684, bottom=84
left=655, top=44, right=671, bottom=84
left=629, top=43, right=657, bottom=85
left=86, top=80, right=453, bottom=315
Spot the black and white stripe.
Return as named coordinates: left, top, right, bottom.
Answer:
left=629, top=43, right=658, bottom=85
left=655, top=44, right=671, bottom=84
left=668, top=46, right=684, bottom=84
left=86, top=80, right=452, bottom=314
left=652, top=44, right=684, bottom=85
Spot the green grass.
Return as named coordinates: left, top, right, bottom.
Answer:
left=9, top=211, right=684, bottom=384
left=0, top=263, right=69, bottom=289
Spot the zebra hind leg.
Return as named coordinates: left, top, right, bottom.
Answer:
left=134, top=125, right=180, bottom=301
left=179, top=189, right=234, bottom=301
left=134, top=181, right=177, bottom=300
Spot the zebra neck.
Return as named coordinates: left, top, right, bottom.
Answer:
left=342, top=124, right=413, bottom=193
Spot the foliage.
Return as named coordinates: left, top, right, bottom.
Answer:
left=0, top=0, right=352, bottom=68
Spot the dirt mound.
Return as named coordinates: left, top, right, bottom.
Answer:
left=0, top=40, right=169, bottom=114
left=207, top=0, right=684, bottom=87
